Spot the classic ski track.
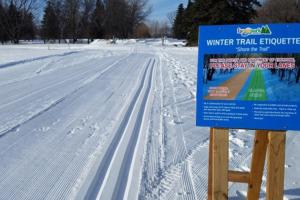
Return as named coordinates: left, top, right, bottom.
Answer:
left=84, top=57, right=154, bottom=200
left=0, top=52, right=104, bottom=88
left=27, top=63, right=140, bottom=200
left=0, top=53, right=135, bottom=181
left=137, top=53, right=166, bottom=200
left=0, top=51, right=134, bottom=157
left=0, top=53, right=132, bottom=138
left=0, top=56, right=112, bottom=107
left=0, top=52, right=132, bottom=155
left=0, top=53, right=146, bottom=200
left=0, top=51, right=79, bottom=69
left=112, top=59, right=155, bottom=200
left=0, top=53, right=131, bottom=111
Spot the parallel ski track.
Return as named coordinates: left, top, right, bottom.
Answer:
left=0, top=53, right=132, bottom=138
left=138, top=53, right=166, bottom=200
left=0, top=51, right=78, bottom=69
left=0, top=53, right=145, bottom=200
left=0, top=51, right=104, bottom=88
left=0, top=54, right=130, bottom=111
left=112, top=59, right=155, bottom=200
left=84, top=58, right=155, bottom=200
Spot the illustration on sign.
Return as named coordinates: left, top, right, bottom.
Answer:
left=197, top=24, right=300, bottom=130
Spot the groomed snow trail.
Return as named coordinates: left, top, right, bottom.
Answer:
left=0, top=44, right=156, bottom=200
left=1, top=41, right=300, bottom=200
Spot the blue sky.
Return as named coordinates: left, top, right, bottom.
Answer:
left=149, top=0, right=187, bottom=21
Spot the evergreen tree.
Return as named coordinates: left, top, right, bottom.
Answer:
left=229, top=0, right=261, bottom=23
left=79, top=0, right=95, bottom=42
left=51, top=0, right=64, bottom=42
left=183, top=0, right=194, bottom=41
left=21, top=12, right=35, bottom=40
left=91, top=0, right=105, bottom=39
left=7, top=2, right=21, bottom=43
left=0, top=1, right=7, bottom=44
left=41, top=1, right=60, bottom=41
left=173, top=3, right=185, bottom=39
left=185, top=0, right=260, bottom=45
left=63, top=0, right=81, bottom=43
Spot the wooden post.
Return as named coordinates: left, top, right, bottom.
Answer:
left=207, top=129, right=286, bottom=200
left=212, top=128, right=229, bottom=200
left=247, top=130, right=269, bottom=200
left=208, top=128, right=213, bottom=200
left=266, top=131, right=286, bottom=200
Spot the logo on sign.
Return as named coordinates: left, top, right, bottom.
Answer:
left=237, top=25, right=272, bottom=37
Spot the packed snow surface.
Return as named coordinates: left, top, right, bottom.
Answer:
left=0, top=39, right=299, bottom=200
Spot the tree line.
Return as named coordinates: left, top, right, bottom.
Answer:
left=172, top=0, right=300, bottom=45
left=0, top=0, right=151, bottom=44
left=0, top=0, right=36, bottom=44
left=41, top=0, right=151, bottom=43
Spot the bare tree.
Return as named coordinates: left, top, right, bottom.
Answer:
left=128, top=0, right=151, bottom=30
left=103, top=0, right=151, bottom=38
left=134, top=22, right=150, bottom=38
left=148, top=20, right=170, bottom=38
left=167, top=11, right=176, bottom=25
left=255, top=0, right=300, bottom=23
left=3, top=0, right=38, bottom=13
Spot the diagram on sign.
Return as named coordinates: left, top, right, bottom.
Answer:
left=203, top=54, right=300, bottom=101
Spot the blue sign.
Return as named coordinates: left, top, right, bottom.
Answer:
left=196, top=23, right=300, bottom=131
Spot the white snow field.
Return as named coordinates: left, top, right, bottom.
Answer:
left=0, top=39, right=299, bottom=200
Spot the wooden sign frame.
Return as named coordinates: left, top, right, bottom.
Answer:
left=208, top=128, right=286, bottom=200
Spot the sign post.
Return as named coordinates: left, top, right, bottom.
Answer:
left=197, top=24, right=300, bottom=199
left=207, top=129, right=286, bottom=200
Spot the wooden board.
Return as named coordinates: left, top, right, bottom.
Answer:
left=207, top=129, right=286, bottom=200
left=267, top=131, right=286, bottom=200
left=228, top=171, right=250, bottom=183
left=247, top=130, right=269, bottom=200
left=208, top=128, right=213, bottom=200
left=212, top=128, right=229, bottom=200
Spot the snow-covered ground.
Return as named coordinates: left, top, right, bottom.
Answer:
left=0, top=39, right=299, bottom=200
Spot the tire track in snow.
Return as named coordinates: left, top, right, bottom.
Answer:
left=84, top=58, right=154, bottom=200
